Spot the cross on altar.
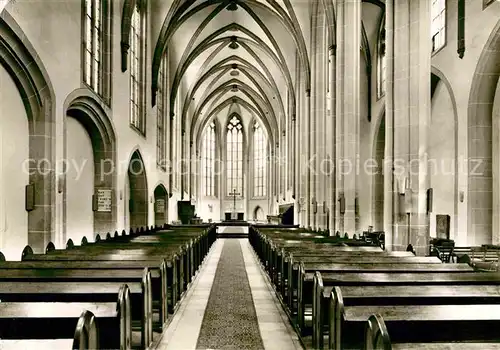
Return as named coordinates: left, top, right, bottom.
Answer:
left=230, top=188, right=240, bottom=220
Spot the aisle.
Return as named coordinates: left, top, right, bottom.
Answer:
left=157, top=238, right=301, bottom=350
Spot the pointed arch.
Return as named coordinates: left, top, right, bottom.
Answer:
left=151, top=0, right=311, bottom=102
left=182, top=58, right=284, bottom=136
left=191, top=79, right=279, bottom=138
left=127, top=148, right=149, bottom=229
left=467, top=19, right=500, bottom=245
left=153, top=182, right=168, bottom=227
left=64, top=89, right=118, bottom=237
left=0, top=12, right=56, bottom=253
left=170, top=24, right=293, bottom=114
left=194, top=95, right=274, bottom=151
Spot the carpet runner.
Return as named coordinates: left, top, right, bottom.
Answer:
left=196, top=240, right=264, bottom=349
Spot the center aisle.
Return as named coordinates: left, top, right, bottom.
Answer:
left=196, top=239, right=263, bottom=349
left=157, top=238, right=301, bottom=350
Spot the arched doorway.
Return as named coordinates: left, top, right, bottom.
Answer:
left=253, top=206, right=265, bottom=222
left=154, top=184, right=168, bottom=227
left=128, top=150, right=148, bottom=230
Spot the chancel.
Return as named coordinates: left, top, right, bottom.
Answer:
left=0, top=0, right=499, bottom=349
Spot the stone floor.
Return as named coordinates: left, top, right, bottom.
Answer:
left=156, top=238, right=302, bottom=350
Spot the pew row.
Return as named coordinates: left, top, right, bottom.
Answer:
left=364, top=313, right=500, bottom=349
left=0, top=286, right=130, bottom=349
left=315, top=273, right=500, bottom=349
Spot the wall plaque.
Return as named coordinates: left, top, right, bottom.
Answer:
left=436, top=214, right=450, bottom=240
left=97, top=189, right=112, bottom=212
left=155, top=199, right=165, bottom=214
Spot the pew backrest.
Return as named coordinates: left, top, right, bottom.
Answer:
left=364, top=314, right=392, bottom=350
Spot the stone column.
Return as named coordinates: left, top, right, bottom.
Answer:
left=386, top=0, right=431, bottom=254
left=312, top=9, right=328, bottom=230
left=336, top=0, right=361, bottom=235
left=181, top=130, right=185, bottom=199
left=271, top=146, right=277, bottom=214
left=384, top=0, right=395, bottom=251
left=305, top=89, right=312, bottom=229
left=328, top=46, right=336, bottom=234
left=292, top=114, right=298, bottom=223
left=188, top=142, right=192, bottom=198
left=281, top=129, right=286, bottom=201
left=169, top=113, right=174, bottom=195
left=277, top=140, right=281, bottom=202
left=295, top=89, right=302, bottom=225
left=195, top=150, right=200, bottom=203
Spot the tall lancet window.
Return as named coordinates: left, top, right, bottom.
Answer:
left=202, top=122, right=216, bottom=197
left=84, top=0, right=103, bottom=93
left=130, top=0, right=145, bottom=133
left=253, top=122, right=266, bottom=197
left=377, top=27, right=386, bottom=98
left=226, top=115, right=243, bottom=196
left=431, top=0, right=446, bottom=53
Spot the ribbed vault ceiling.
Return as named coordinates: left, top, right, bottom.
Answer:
left=151, top=0, right=385, bottom=149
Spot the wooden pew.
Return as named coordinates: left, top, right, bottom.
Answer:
left=303, top=271, right=500, bottom=342
left=0, top=310, right=98, bottom=350
left=78, top=227, right=214, bottom=282
left=23, top=246, right=183, bottom=315
left=296, top=264, right=475, bottom=335
left=0, top=279, right=151, bottom=348
left=0, top=267, right=152, bottom=348
left=73, top=240, right=197, bottom=286
left=250, top=228, right=350, bottom=265
left=0, top=260, right=169, bottom=319
left=316, top=276, right=500, bottom=349
left=62, top=230, right=206, bottom=280
left=0, top=286, right=131, bottom=349
left=281, top=252, right=458, bottom=312
left=51, top=241, right=192, bottom=285
left=276, top=250, right=426, bottom=306
left=343, top=304, right=500, bottom=350
left=264, top=240, right=382, bottom=275
left=24, top=226, right=215, bottom=319
left=364, top=313, right=500, bottom=349
left=280, top=253, right=439, bottom=303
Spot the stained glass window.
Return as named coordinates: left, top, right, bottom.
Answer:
left=431, top=0, right=446, bottom=53
left=84, top=0, right=102, bottom=94
left=202, top=123, right=216, bottom=196
left=253, top=122, right=266, bottom=197
left=130, top=2, right=144, bottom=132
left=227, top=116, right=243, bottom=196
